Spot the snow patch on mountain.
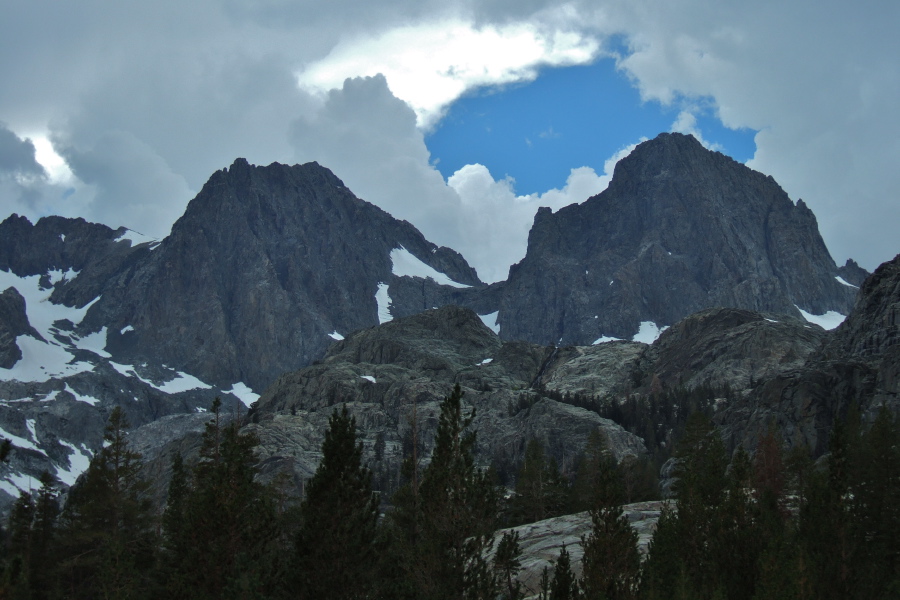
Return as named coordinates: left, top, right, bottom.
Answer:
left=835, top=276, right=859, bottom=289
left=390, top=246, right=471, bottom=288
left=795, top=305, right=846, bottom=330
left=0, top=269, right=97, bottom=335
left=376, top=283, right=393, bottom=324
left=0, top=472, right=39, bottom=498
left=115, top=229, right=158, bottom=247
left=64, top=383, right=100, bottom=406
left=593, top=335, right=623, bottom=345
left=328, top=331, right=345, bottom=341
left=47, top=268, right=79, bottom=285
left=108, top=362, right=212, bottom=394
left=0, top=424, right=44, bottom=455
left=74, top=327, right=110, bottom=358
left=0, top=269, right=107, bottom=382
left=632, top=322, right=668, bottom=344
left=225, top=382, right=259, bottom=407
left=55, top=441, right=93, bottom=486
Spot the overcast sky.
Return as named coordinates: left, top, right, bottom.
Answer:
left=1, top=0, right=897, bottom=283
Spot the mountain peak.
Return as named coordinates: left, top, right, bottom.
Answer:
left=498, top=131, right=857, bottom=345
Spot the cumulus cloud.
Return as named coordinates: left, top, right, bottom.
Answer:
left=289, top=75, right=464, bottom=246
left=669, top=110, right=722, bottom=152
left=602, top=0, right=900, bottom=270
left=288, top=73, right=631, bottom=283
left=297, top=16, right=600, bottom=128
left=448, top=143, right=635, bottom=282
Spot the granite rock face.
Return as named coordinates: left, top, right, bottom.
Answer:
left=247, top=306, right=647, bottom=499
left=0, top=160, right=484, bottom=511
left=640, top=308, right=826, bottom=394
left=0, top=141, right=877, bottom=515
left=489, top=501, right=667, bottom=599
left=715, top=254, right=900, bottom=455
left=495, top=133, right=858, bottom=345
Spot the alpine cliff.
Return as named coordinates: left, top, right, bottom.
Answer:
left=493, top=132, right=857, bottom=345
left=82, top=158, right=483, bottom=391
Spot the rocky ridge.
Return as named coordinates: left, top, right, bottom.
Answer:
left=245, top=305, right=648, bottom=498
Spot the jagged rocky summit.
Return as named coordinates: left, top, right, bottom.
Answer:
left=493, top=132, right=857, bottom=345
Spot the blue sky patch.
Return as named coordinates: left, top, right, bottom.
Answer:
left=426, top=59, right=757, bottom=195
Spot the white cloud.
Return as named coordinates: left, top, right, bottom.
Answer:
left=669, top=110, right=722, bottom=152
left=297, top=17, right=600, bottom=129
left=448, top=143, right=634, bottom=283
left=289, top=72, right=635, bottom=283
left=58, top=131, right=193, bottom=238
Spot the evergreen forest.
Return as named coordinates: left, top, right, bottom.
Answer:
left=0, top=387, right=897, bottom=599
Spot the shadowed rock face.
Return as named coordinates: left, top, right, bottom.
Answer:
left=78, top=159, right=483, bottom=391
left=0, top=288, right=41, bottom=368
left=642, top=307, right=826, bottom=393
left=715, top=254, right=900, bottom=455
left=496, top=132, right=857, bottom=346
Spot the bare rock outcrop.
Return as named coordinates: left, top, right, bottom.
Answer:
left=248, top=306, right=647, bottom=499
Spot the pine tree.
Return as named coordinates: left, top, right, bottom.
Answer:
left=579, top=504, right=640, bottom=600
left=493, top=531, right=524, bottom=600
left=159, top=453, right=190, bottom=597
left=549, top=544, right=578, bottom=600
left=3, top=488, right=36, bottom=597
left=294, top=405, right=379, bottom=600
left=510, top=439, right=567, bottom=524
left=391, top=384, right=500, bottom=600
left=570, top=428, right=624, bottom=512
left=56, top=406, right=157, bottom=600
left=796, top=415, right=860, bottom=600
left=640, top=412, right=729, bottom=599
left=847, top=406, right=900, bottom=596
left=167, top=398, right=283, bottom=599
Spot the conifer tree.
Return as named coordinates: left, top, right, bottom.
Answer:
left=570, top=429, right=624, bottom=512
left=510, top=439, right=566, bottom=524
left=576, top=428, right=640, bottom=600
left=159, top=452, right=190, bottom=597
left=850, top=406, right=900, bottom=596
left=548, top=544, right=578, bottom=600
left=294, top=405, right=379, bottom=600
left=579, top=505, right=640, bottom=600
left=56, top=406, right=156, bottom=600
left=640, top=413, right=728, bottom=599
left=0, top=474, right=58, bottom=598
left=391, top=384, right=501, bottom=600
left=493, top=531, right=524, bottom=600
left=170, top=398, right=282, bottom=599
